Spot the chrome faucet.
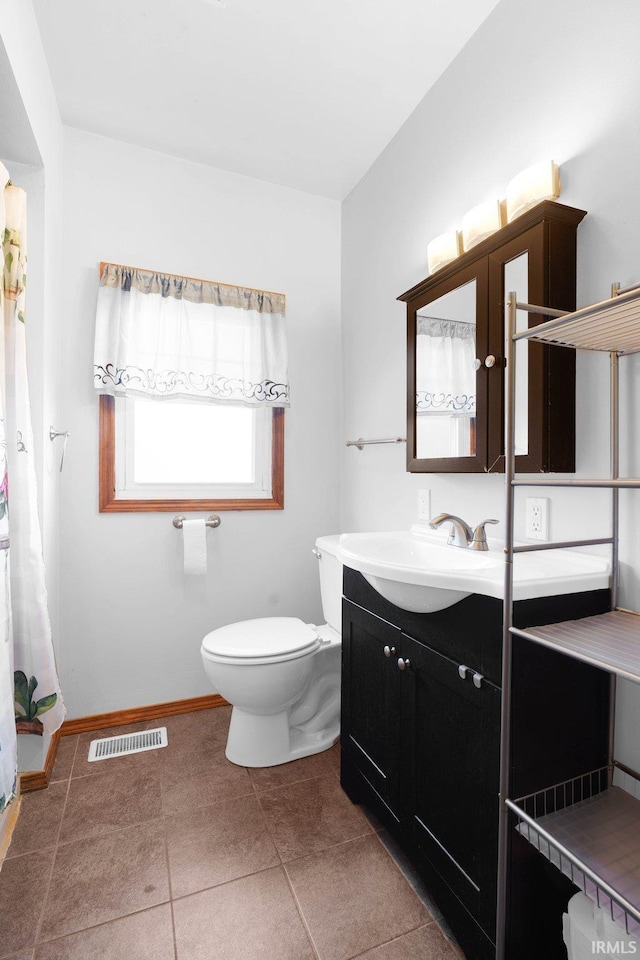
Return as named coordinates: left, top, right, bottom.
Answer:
left=429, top=514, right=499, bottom=551
left=429, top=513, right=473, bottom=548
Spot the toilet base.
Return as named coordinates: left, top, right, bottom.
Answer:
left=225, top=705, right=339, bottom=768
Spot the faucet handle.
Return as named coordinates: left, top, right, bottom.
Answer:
left=471, top=518, right=499, bottom=551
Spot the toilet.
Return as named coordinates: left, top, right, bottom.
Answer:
left=201, top=534, right=342, bottom=767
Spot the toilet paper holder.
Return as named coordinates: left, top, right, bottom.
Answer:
left=173, top=514, right=221, bottom=530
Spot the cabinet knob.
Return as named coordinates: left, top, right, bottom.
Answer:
left=397, top=657, right=411, bottom=671
left=484, top=355, right=497, bottom=368
left=473, top=672, right=484, bottom=689
left=458, top=664, right=470, bottom=680
left=472, top=358, right=482, bottom=371
left=383, top=645, right=397, bottom=658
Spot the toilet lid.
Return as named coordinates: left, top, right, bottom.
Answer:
left=201, top=617, right=321, bottom=662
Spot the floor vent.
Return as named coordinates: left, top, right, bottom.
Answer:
left=87, top=727, right=168, bottom=762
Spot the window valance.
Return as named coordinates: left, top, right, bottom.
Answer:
left=94, top=263, right=289, bottom=406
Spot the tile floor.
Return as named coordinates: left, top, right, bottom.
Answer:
left=0, top=707, right=465, bottom=960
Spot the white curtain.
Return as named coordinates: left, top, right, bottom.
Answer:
left=0, top=167, right=65, bottom=794
left=94, top=263, right=289, bottom=407
left=0, top=165, right=16, bottom=815
left=415, top=316, right=476, bottom=414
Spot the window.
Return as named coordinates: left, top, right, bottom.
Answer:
left=99, top=396, right=284, bottom=511
left=94, top=263, right=288, bottom=513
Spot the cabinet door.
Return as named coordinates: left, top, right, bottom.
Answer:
left=403, top=634, right=501, bottom=936
left=406, top=259, right=490, bottom=472
left=341, top=600, right=403, bottom=820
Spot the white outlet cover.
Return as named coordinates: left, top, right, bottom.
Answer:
left=418, top=489, right=431, bottom=521
left=525, top=497, right=549, bottom=541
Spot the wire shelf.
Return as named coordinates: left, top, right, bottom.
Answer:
left=507, top=768, right=640, bottom=935
left=513, top=285, right=640, bottom=353
left=511, top=610, right=640, bottom=684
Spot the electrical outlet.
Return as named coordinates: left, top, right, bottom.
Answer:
left=418, top=489, right=431, bottom=521
left=526, top=497, right=549, bottom=541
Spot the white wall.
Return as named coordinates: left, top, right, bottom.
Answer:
left=341, top=0, right=640, bottom=771
left=59, top=128, right=341, bottom=718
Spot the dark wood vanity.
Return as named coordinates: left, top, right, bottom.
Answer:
left=399, top=201, right=586, bottom=474
left=340, top=568, right=610, bottom=959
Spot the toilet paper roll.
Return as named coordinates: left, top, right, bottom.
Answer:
left=182, top=519, right=207, bottom=576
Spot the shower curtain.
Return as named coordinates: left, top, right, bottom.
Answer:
left=0, top=164, right=64, bottom=816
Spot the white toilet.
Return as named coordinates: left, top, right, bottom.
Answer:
left=201, top=534, right=342, bottom=767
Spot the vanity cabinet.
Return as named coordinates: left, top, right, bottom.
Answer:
left=340, top=567, right=611, bottom=959
left=399, top=201, right=586, bottom=474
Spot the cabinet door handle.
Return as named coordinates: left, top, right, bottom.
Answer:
left=472, top=358, right=482, bottom=371
left=484, top=355, right=497, bottom=368
left=383, top=645, right=397, bottom=658
left=473, top=672, right=484, bottom=689
left=458, top=664, right=470, bottom=680
left=397, top=657, right=411, bottom=671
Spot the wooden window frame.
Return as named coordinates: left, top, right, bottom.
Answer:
left=99, top=395, right=284, bottom=512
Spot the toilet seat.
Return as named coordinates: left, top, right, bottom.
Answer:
left=201, top=617, right=321, bottom=666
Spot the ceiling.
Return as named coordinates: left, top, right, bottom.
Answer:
left=32, top=0, right=500, bottom=200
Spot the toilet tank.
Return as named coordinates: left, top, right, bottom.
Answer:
left=315, top=535, right=343, bottom=634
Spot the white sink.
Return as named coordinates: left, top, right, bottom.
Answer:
left=336, top=525, right=611, bottom=613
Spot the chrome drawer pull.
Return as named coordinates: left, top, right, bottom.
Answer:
left=473, top=672, right=484, bottom=689
left=397, top=657, right=411, bottom=671
left=383, top=645, right=397, bottom=658
left=458, top=664, right=469, bottom=680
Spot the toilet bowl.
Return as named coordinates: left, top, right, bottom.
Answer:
left=201, top=534, right=342, bottom=767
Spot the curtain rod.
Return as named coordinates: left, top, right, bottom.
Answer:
left=98, top=261, right=286, bottom=303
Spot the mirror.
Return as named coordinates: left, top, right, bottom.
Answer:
left=415, top=279, right=477, bottom=460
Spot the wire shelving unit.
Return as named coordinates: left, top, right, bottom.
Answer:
left=496, top=283, right=640, bottom=958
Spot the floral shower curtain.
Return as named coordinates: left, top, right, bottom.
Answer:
left=0, top=164, right=65, bottom=816
left=0, top=165, right=15, bottom=815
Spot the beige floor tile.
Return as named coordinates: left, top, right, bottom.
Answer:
left=173, top=867, right=315, bottom=960
left=58, top=767, right=162, bottom=845
left=38, top=821, right=169, bottom=941
left=160, top=744, right=252, bottom=815
left=157, top=706, right=231, bottom=756
left=33, top=904, right=175, bottom=960
left=165, top=793, right=279, bottom=898
left=0, top=851, right=55, bottom=956
left=258, top=774, right=372, bottom=861
left=286, top=834, right=431, bottom=960
left=7, top=783, right=67, bottom=858
left=49, top=737, right=78, bottom=783
left=248, top=749, right=335, bottom=793
left=353, top=923, right=463, bottom=959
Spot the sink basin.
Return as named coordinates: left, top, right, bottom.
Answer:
left=336, top=525, right=611, bottom=613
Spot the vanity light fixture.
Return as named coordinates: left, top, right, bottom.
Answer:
left=426, top=160, right=561, bottom=274
left=461, top=199, right=505, bottom=253
left=506, top=160, right=561, bottom=223
left=427, top=231, right=462, bottom=275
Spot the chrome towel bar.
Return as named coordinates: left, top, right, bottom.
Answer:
left=173, top=514, right=221, bottom=529
left=345, top=436, right=406, bottom=450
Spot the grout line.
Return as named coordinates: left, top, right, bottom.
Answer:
left=281, top=863, right=322, bottom=960
left=346, top=922, right=445, bottom=960
left=159, top=771, right=179, bottom=960
left=31, top=763, right=74, bottom=948
left=23, top=903, right=175, bottom=954
left=169, top=861, right=283, bottom=905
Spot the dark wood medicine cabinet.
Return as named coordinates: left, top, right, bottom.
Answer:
left=399, top=201, right=587, bottom=474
